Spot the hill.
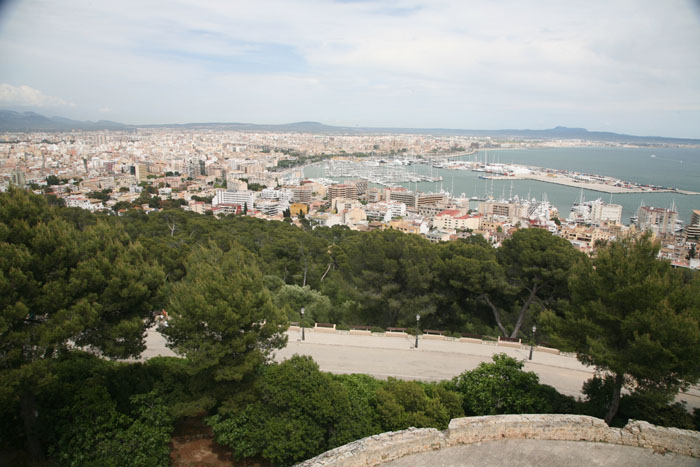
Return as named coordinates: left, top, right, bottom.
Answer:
left=1, top=110, right=699, bottom=145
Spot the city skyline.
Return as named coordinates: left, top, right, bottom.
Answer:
left=1, top=1, right=700, bottom=138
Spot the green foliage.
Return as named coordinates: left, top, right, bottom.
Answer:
left=0, top=189, right=165, bottom=461
left=112, top=200, right=131, bottom=212
left=46, top=175, right=61, bottom=185
left=190, top=195, right=212, bottom=203
left=248, top=183, right=266, bottom=191
left=160, top=198, right=186, bottom=210
left=162, top=242, right=288, bottom=410
left=550, top=234, right=700, bottom=422
left=374, top=379, right=463, bottom=431
left=325, top=229, right=439, bottom=328
left=450, top=354, right=574, bottom=415
left=0, top=187, right=165, bottom=377
left=433, top=239, right=503, bottom=332
left=87, top=190, right=111, bottom=202
left=44, top=193, right=66, bottom=207
left=489, top=229, right=581, bottom=338
left=271, top=284, right=333, bottom=323
left=51, top=387, right=173, bottom=467
left=209, top=356, right=368, bottom=466
left=581, top=375, right=696, bottom=429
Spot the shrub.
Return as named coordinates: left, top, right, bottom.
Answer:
left=450, top=354, right=574, bottom=416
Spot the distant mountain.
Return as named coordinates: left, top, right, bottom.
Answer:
left=1, top=110, right=698, bottom=145
left=0, top=110, right=131, bottom=131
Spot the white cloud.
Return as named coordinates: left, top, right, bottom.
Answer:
left=0, top=83, right=74, bottom=107
left=99, top=106, right=112, bottom=113
left=0, top=0, right=698, bottom=136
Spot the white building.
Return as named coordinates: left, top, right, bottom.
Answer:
left=65, top=196, right=105, bottom=212
left=213, top=189, right=255, bottom=209
left=591, top=201, right=622, bottom=224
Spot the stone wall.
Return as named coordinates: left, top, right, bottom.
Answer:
left=297, top=427, right=444, bottom=467
left=298, top=414, right=700, bottom=466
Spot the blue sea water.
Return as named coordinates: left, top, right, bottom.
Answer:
left=304, top=147, right=700, bottom=225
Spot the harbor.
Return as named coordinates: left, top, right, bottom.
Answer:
left=482, top=171, right=700, bottom=195
left=305, top=147, right=700, bottom=225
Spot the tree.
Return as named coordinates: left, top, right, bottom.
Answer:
left=549, top=234, right=700, bottom=424
left=87, top=190, right=111, bottom=202
left=485, top=228, right=580, bottom=338
left=326, top=230, right=438, bottom=328
left=433, top=239, right=504, bottom=332
left=161, top=242, right=288, bottom=413
left=0, top=188, right=165, bottom=462
left=112, top=200, right=131, bottom=212
left=271, top=284, right=333, bottom=323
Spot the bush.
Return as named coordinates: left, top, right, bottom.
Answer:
left=373, top=379, right=463, bottom=432
left=449, top=354, right=574, bottom=416
left=50, top=388, right=173, bottom=467
left=209, top=356, right=369, bottom=466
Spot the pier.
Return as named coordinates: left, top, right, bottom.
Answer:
left=485, top=173, right=700, bottom=195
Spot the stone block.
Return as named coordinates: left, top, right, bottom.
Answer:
left=535, top=345, right=561, bottom=355
left=459, top=337, right=482, bottom=344
left=385, top=331, right=407, bottom=338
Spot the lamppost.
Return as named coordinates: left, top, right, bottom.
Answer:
left=529, top=324, right=537, bottom=360
left=300, top=307, right=305, bottom=341
left=415, top=314, right=420, bottom=349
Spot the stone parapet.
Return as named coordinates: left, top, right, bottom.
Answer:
left=535, top=345, right=561, bottom=355
left=297, top=427, right=444, bottom=467
left=299, top=415, right=700, bottom=466
left=446, top=414, right=608, bottom=445
left=385, top=331, right=408, bottom=338
left=459, top=337, right=482, bottom=344
left=422, top=334, right=446, bottom=340
left=496, top=341, right=522, bottom=349
left=619, top=420, right=700, bottom=457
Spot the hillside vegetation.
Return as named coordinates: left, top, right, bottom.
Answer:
left=1, top=189, right=699, bottom=466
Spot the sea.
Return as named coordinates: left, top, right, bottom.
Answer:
left=303, top=147, right=700, bottom=225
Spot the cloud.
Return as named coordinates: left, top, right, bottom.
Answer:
left=99, top=106, right=112, bottom=113
left=0, top=0, right=698, bottom=136
left=0, top=83, right=74, bottom=107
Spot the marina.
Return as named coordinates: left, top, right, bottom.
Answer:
left=321, top=158, right=443, bottom=187
left=305, top=147, right=700, bottom=225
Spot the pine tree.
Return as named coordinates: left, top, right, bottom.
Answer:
left=161, top=242, right=288, bottom=412
left=0, top=188, right=165, bottom=462
left=551, top=234, right=700, bottom=424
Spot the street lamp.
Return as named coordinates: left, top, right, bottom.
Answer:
left=300, top=307, right=305, bottom=341
left=529, top=324, right=537, bottom=360
left=415, top=314, right=420, bottom=349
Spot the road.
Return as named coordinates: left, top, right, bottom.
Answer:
left=143, top=327, right=700, bottom=409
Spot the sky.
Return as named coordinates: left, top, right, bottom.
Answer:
left=1, top=0, right=700, bottom=137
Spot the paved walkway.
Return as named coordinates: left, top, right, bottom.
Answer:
left=143, top=327, right=700, bottom=409
left=383, top=439, right=700, bottom=467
